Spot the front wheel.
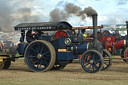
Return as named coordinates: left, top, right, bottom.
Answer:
left=80, top=50, right=103, bottom=73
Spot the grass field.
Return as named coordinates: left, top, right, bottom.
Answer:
left=0, top=58, right=128, bottom=85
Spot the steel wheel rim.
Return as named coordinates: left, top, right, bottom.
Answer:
left=25, top=42, right=51, bottom=71
left=101, top=49, right=112, bottom=71
left=81, top=50, right=103, bottom=73
left=125, top=48, right=128, bottom=59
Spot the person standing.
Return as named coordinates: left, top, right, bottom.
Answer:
left=83, top=31, right=87, bottom=38
left=10, top=43, right=17, bottom=58
left=0, top=41, right=4, bottom=52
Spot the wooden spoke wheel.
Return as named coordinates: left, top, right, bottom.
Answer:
left=101, top=49, right=112, bottom=71
left=24, top=40, right=56, bottom=72
left=80, top=50, right=103, bottom=73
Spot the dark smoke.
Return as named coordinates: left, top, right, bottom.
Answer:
left=50, top=3, right=97, bottom=22
left=0, top=0, right=39, bottom=27
left=65, top=3, right=82, bottom=14
left=50, top=8, right=68, bottom=22
left=81, top=6, right=97, bottom=17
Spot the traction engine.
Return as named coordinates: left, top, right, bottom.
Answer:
left=0, top=14, right=112, bottom=73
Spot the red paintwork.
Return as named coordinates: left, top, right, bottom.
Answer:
left=99, top=34, right=125, bottom=53
left=54, top=31, right=68, bottom=39
left=86, top=32, right=125, bottom=53
left=114, top=40, right=125, bottom=49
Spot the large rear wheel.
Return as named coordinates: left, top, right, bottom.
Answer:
left=24, top=40, right=56, bottom=72
left=80, top=50, right=103, bottom=73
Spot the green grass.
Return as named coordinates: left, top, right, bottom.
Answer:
left=0, top=79, right=128, bottom=85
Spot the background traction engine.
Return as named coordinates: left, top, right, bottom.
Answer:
left=78, top=23, right=128, bottom=63
left=14, top=14, right=111, bottom=73
left=94, top=21, right=128, bottom=62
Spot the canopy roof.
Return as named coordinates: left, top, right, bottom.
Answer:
left=14, top=21, right=72, bottom=31
left=72, top=25, right=103, bottom=30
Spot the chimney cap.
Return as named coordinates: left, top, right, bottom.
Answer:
left=126, top=21, right=128, bottom=24
left=92, top=14, right=98, bottom=16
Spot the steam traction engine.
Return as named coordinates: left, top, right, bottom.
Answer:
left=83, top=21, right=128, bottom=62
left=0, top=14, right=111, bottom=73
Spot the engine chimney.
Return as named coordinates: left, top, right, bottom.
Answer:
left=126, top=21, right=128, bottom=39
left=92, top=14, right=98, bottom=41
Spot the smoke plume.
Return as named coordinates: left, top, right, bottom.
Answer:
left=0, top=0, right=39, bottom=27
left=50, top=3, right=97, bottom=22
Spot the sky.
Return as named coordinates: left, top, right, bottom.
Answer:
left=39, top=0, right=128, bottom=26
left=0, top=0, right=128, bottom=27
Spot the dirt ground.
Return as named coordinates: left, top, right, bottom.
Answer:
left=0, top=58, right=128, bottom=85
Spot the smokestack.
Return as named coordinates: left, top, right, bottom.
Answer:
left=92, top=14, right=98, bottom=41
left=126, top=21, right=128, bottom=38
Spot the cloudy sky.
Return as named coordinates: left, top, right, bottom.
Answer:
left=40, top=0, right=128, bottom=26
left=0, top=0, right=128, bottom=26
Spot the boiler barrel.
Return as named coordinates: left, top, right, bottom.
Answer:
left=68, top=42, right=89, bottom=55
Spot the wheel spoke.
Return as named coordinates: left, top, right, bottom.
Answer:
left=40, top=59, right=44, bottom=65
left=31, top=48, right=37, bottom=53
left=94, top=59, right=101, bottom=64
left=42, top=51, right=49, bottom=56
left=93, top=64, right=98, bottom=69
left=86, top=56, right=91, bottom=61
left=92, top=54, right=96, bottom=60
left=104, top=62, right=108, bottom=66
left=40, top=45, right=44, bottom=53
left=88, top=64, right=92, bottom=70
left=92, top=64, right=95, bottom=71
left=32, top=60, right=38, bottom=66
left=30, top=57, right=37, bottom=62
left=84, top=63, right=89, bottom=67
left=42, top=57, right=49, bottom=61
left=39, top=62, right=42, bottom=69
left=29, top=56, right=36, bottom=58
left=37, top=43, right=41, bottom=51
left=41, top=59, right=48, bottom=67
left=37, top=64, right=39, bottom=69
left=36, top=47, right=40, bottom=54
